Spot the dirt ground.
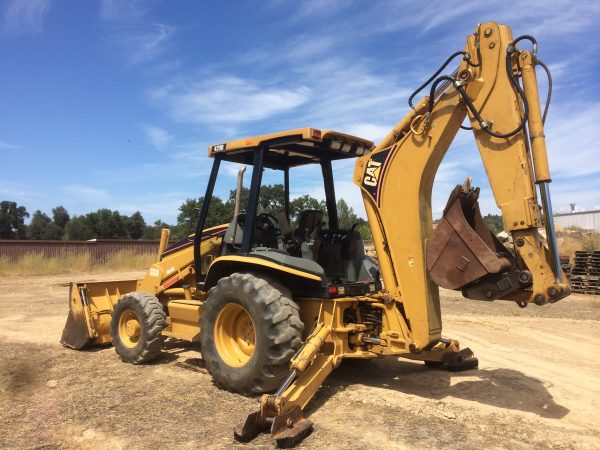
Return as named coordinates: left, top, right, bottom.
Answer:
left=1, top=272, right=599, bottom=449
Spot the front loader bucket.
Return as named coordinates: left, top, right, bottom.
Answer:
left=60, top=279, right=138, bottom=349
left=61, top=284, right=94, bottom=349
left=427, top=181, right=514, bottom=290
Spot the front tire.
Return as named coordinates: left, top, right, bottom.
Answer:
left=110, top=291, right=166, bottom=364
left=200, top=272, right=304, bottom=395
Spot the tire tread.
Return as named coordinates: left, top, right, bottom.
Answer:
left=200, top=272, right=303, bottom=395
left=110, top=291, right=166, bottom=364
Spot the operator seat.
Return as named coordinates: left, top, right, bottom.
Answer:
left=221, top=213, right=280, bottom=255
left=292, top=210, right=324, bottom=244
left=285, top=210, right=324, bottom=259
left=318, top=227, right=379, bottom=283
left=221, top=214, right=244, bottom=253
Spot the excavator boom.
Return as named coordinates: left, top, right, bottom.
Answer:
left=236, top=22, right=569, bottom=446
left=355, top=22, right=568, bottom=349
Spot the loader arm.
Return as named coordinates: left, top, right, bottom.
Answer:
left=353, top=21, right=569, bottom=349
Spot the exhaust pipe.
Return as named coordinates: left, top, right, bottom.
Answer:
left=231, top=166, right=246, bottom=245
left=234, top=166, right=246, bottom=218
left=157, top=227, right=171, bottom=262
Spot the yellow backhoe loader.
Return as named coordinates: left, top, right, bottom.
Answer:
left=61, top=22, right=569, bottom=447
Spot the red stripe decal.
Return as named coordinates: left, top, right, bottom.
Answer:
left=162, top=227, right=227, bottom=255
left=162, top=276, right=179, bottom=290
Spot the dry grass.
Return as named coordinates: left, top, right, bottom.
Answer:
left=557, top=227, right=600, bottom=262
left=103, top=250, right=156, bottom=271
left=0, top=251, right=156, bottom=276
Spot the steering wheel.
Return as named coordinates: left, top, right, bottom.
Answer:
left=256, top=213, right=281, bottom=236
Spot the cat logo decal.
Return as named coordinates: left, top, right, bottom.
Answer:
left=361, top=148, right=392, bottom=206
left=363, top=159, right=382, bottom=187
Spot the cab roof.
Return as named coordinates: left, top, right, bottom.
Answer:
left=208, top=127, right=374, bottom=169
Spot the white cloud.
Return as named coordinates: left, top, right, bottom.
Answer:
left=331, top=178, right=367, bottom=218
left=222, top=161, right=248, bottom=178
left=120, top=0, right=599, bottom=222
left=343, top=123, right=393, bottom=143
left=0, top=180, right=34, bottom=201
left=152, top=75, right=309, bottom=125
left=293, top=0, right=348, bottom=20
left=141, top=124, right=172, bottom=149
left=505, top=1, right=600, bottom=38
left=1, top=0, right=51, bottom=35
left=62, top=184, right=110, bottom=201
left=291, top=57, right=411, bottom=125
left=0, top=140, right=22, bottom=150
left=328, top=0, right=600, bottom=40
left=99, top=0, right=147, bottom=23
left=121, top=23, right=175, bottom=65
left=545, top=102, right=600, bottom=178
left=550, top=175, right=600, bottom=214
left=110, top=191, right=190, bottom=223
left=98, top=0, right=175, bottom=66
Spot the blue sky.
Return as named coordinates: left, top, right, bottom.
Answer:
left=2, top=0, right=599, bottom=225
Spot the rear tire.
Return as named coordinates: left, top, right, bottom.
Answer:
left=200, top=272, right=304, bottom=395
left=110, top=291, right=166, bottom=364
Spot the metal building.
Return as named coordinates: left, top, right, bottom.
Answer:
left=554, top=210, right=600, bottom=232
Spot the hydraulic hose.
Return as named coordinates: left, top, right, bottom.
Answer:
left=424, top=35, right=545, bottom=139
left=508, top=35, right=538, bottom=55
left=408, top=51, right=474, bottom=110
left=476, top=46, right=529, bottom=138
left=537, top=59, right=552, bottom=124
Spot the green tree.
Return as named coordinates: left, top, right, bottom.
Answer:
left=64, top=215, right=95, bottom=240
left=125, top=211, right=146, bottom=239
left=27, top=210, right=63, bottom=240
left=0, top=200, right=29, bottom=239
left=225, top=187, right=250, bottom=214
left=63, top=209, right=133, bottom=240
left=52, top=206, right=70, bottom=229
left=337, top=198, right=358, bottom=230
left=92, top=209, right=129, bottom=239
left=483, top=214, right=503, bottom=235
left=258, top=184, right=285, bottom=213
left=178, top=196, right=233, bottom=231
left=44, top=222, right=64, bottom=240
left=225, top=184, right=290, bottom=217
left=26, top=210, right=50, bottom=239
left=177, top=198, right=201, bottom=226
left=176, top=187, right=366, bottom=239
left=143, top=219, right=171, bottom=240
left=290, top=195, right=327, bottom=221
left=355, top=220, right=372, bottom=240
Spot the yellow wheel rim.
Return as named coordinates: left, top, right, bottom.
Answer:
left=214, top=303, right=255, bottom=367
left=118, top=308, right=142, bottom=349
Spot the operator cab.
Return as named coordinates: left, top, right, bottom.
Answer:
left=195, top=128, right=381, bottom=297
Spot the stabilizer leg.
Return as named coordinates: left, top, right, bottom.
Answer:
left=234, top=325, right=336, bottom=447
